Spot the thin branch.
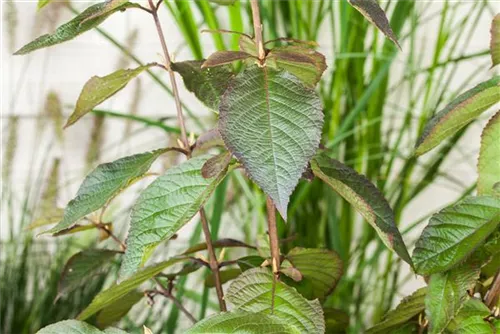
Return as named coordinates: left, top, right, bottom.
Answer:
left=199, top=209, right=227, bottom=311
left=486, top=271, right=500, bottom=308
left=149, top=280, right=197, bottom=324
left=250, top=0, right=266, bottom=61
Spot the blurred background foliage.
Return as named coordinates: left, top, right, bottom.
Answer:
left=1, top=0, right=499, bottom=333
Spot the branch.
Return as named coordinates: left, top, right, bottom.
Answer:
left=250, top=0, right=266, bottom=61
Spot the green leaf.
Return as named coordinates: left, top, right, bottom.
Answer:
left=236, top=255, right=266, bottom=271
left=172, top=60, right=234, bottom=112
left=96, top=290, right=143, bottom=329
left=65, top=64, right=154, bottom=128
left=239, top=35, right=258, bottom=57
left=323, top=308, right=349, bottom=334
left=14, top=2, right=138, bottom=55
left=45, top=149, right=170, bottom=235
left=207, top=0, right=236, bottom=5
left=415, top=76, right=500, bottom=156
left=366, top=288, right=426, bottom=334
left=219, top=66, right=323, bottom=219
left=201, top=152, right=232, bottom=178
left=78, top=257, right=187, bottom=320
left=449, top=316, right=495, bottom=334
left=267, top=46, right=327, bottom=87
left=205, top=268, right=241, bottom=287
left=446, top=298, right=491, bottom=332
left=311, top=153, right=413, bottom=266
left=185, top=311, right=300, bottom=334
left=202, top=50, right=253, bottom=68
left=281, top=247, right=343, bottom=300
left=57, top=249, right=120, bottom=300
left=347, top=0, right=401, bottom=48
left=426, top=265, right=480, bottom=334
left=412, top=196, right=500, bottom=275
left=491, top=14, right=500, bottom=68
left=478, top=111, right=500, bottom=196
left=37, top=320, right=128, bottom=334
left=37, top=0, right=51, bottom=10
left=182, top=238, right=255, bottom=255
left=225, top=268, right=325, bottom=333
left=119, top=154, right=232, bottom=279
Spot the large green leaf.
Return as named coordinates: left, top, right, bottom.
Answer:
left=186, top=311, right=300, bottom=334
left=172, top=60, right=234, bottom=112
left=478, top=111, right=500, bottom=196
left=96, top=290, right=143, bottom=328
left=65, top=64, right=154, bottom=128
left=347, top=0, right=401, bottom=48
left=225, top=268, right=325, bottom=334
left=119, top=154, right=232, bottom=279
left=78, top=257, right=186, bottom=320
left=37, top=320, right=128, bottom=334
left=366, top=288, right=426, bottom=334
left=57, top=249, right=120, bottom=300
left=446, top=299, right=491, bottom=332
left=449, top=316, right=495, bottom=334
left=14, top=2, right=138, bottom=55
left=415, top=76, right=500, bottom=156
left=491, top=14, right=500, bottom=68
left=412, top=196, right=500, bottom=275
left=311, top=153, right=412, bottom=266
left=425, top=264, right=480, bottom=334
left=219, top=66, right=323, bottom=219
left=45, top=149, right=170, bottom=235
left=281, top=247, right=343, bottom=300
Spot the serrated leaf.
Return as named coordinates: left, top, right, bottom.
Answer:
left=205, top=268, right=242, bottom=287
left=57, top=249, right=120, bottom=300
left=37, top=320, right=128, bottom=334
left=172, top=60, right=234, bottom=112
left=281, top=247, right=343, bottom=300
left=348, top=0, right=401, bottom=48
left=225, top=268, right=325, bottom=333
left=446, top=298, right=491, bottom=332
left=78, top=257, right=187, bottom=320
left=14, top=2, right=137, bottom=55
left=412, top=196, right=500, bottom=275
left=45, top=149, right=170, bottom=235
left=267, top=46, right=327, bottom=87
left=449, top=316, right=495, bottom=334
left=65, top=64, right=154, bottom=128
left=96, top=290, right=143, bottom=329
left=478, top=111, right=500, bottom=196
left=119, top=155, right=232, bottom=279
left=491, top=14, right=500, bottom=68
left=366, top=288, right=427, bottom=334
left=311, top=153, right=412, bottom=266
left=219, top=66, right=323, bottom=219
left=415, top=76, right=500, bottom=156
left=202, top=50, right=254, bottom=68
left=426, top=264, right=481, bottom=334
left=185, top=311, right=300, bottom=334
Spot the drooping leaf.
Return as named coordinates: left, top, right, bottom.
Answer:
left=236, top=255, right=266, bottom=271
left=323, top=308, right=350, bottom=334
left=425, top=264, right=481, bottom=334
left=182, top=238, right=255, bottom=255
left=185, top=311, right=300, bottom=334
left=201, top=152, right=232, bottom=178
left=202, top=50, right=254, bottom=68
left=65, top=64, right=155, bottom=128
left=37, top=320, right=128, bottom=334
left=78, top=257, right=187, bottom=320
left=205, top=268, right=242, bottom=287
left=366, top=288, right=427, bottom=334
left=172, top=60, right=234, bottom=112
left=281, top=247, right=343, bottom=300
left=45, top=149, right=171, bottom=235
left=96, top=290, right=143, bottom=329
left=446, top=298, right=491, bottom=332
left=53, top=222, right=112, bottom=238
left=267, top=46, right=327, bottom=87
left=347, top=0, right=401, bottom=48
left=14, top=2, right=138, bottom=55
left=119, top=155, right=233, bottom=279
left=311, top=153, right=413, bottom=266
left=491, top=14, right=500, bottom=68
left=478, top=111, right=500, bottom=196
left=57, top=249, right=120, bottom=300
left=415, top=76, right=500, bottom=156
left=412, top=196, right=500, bottom=275
left=225, top=268, right=325, bottom=333
left=219, top=66, right=323, bottom=219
